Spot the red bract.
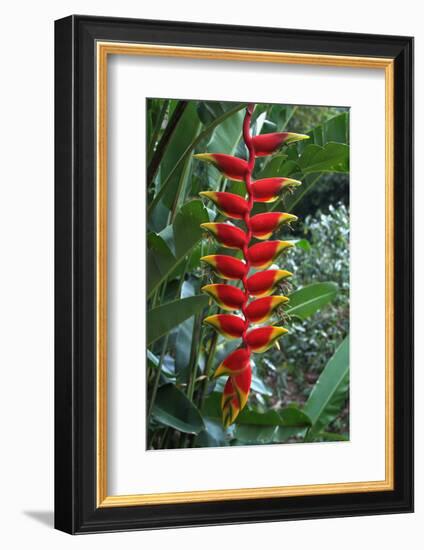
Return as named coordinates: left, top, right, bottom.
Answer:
left=200, top=191, right=249, bottom=219
left=246, top=326, right=288, bottom=352
left=194, top=153, right=248, bottom=181
left=196, top=103, right=299, bottom=427
left=247, top=240, right=294, bottom=269
left=214, top=348, right=250, bottom=378
left=251, top=177, right=301, bottom=203
left=252, top=132, right=309, bottom=157
left=201, top=222, right=247, bottom=249
left=201, top=254, right=247, bottom=280
left=203, top=314, right=245, bottom=339
left=201, top=284, right=246, bottom=311
left=246, top=269, right=292, bottom=297
left=245, top=296, right=289, bottom=324
left=221, top=366, right=252, bottom=427
left=250, top=212, right=298, bottom=240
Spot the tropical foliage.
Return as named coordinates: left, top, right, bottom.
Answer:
left=146, top=99, right=349, bottom=449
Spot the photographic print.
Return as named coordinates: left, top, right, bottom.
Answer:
left=146, top=98, right=350, bottom=450
left=55, top=17, right=413, bottom=532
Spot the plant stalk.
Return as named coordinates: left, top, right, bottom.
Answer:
left=147, top=100, right=189, bottom=187
left=148, top=99, right=169, bottom=160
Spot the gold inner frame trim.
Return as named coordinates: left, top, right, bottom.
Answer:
left=96, top=42, right=395, bottom=508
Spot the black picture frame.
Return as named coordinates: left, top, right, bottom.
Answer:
left=55, top=14, right=414, bottom=534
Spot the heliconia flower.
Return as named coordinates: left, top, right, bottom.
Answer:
left=201, top=284, right=246, bottom=311
left=250, top=212, right=298, bottom=240
left=252, top=132, right=309, bottom=157
left=201, top=255, right=247, bottom=280
left=200, top=222, right=247, bottom=250
left=203, top=314, right=245, bottom=339
left=221, top=366, right=252, bottom=427
left=246, top=326, right=288, bottom=352
left=251, top=177, right=302, bottom=203
left=196, top=103, right=301, bottom=427
left=247, top=240, right=294, bottom=269
left=194, top=153, right=248, bottom=181
left=245, top=296, right=289, bottom=324
left=246, top=269, right=292, bottom=297
left=213, top=348, right=250, bottom=378
left=199, top=191, right=249, bottom=219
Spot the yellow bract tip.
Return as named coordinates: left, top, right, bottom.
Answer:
left=193, top=153, right=215, bottom=163
left=285, top=133, right=310, bottom=144
left=284, top=178, right=302, bottom=187
left=203, top=314, right=219, bottom=327
left=199, top=191, right=215, bottom=199
left=272, top=296, right=290, bottom=306
left=200, top=255, right=215, bottom=264
left=200, top=222, right=215, bottom=232
left=272, top=326, right=289, bottom=337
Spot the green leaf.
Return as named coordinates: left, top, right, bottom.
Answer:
left=303, top=336, right=349, bottom=441
left=237, top=406, right=311, bottom=428
left=147, top=295, right=209, bottom=345
left=305, top=112, right=349, bottom=148
left=158, top=103, right=200, bottom=209
left=148, top=103, right=245, bottom=215
left=250, top=375, right=273, bottom=396
left=317, top=431, right=349, bottom=442
left=264, top=112, right=349, bottom=213
left=279, top=405, right=312, bottom=427
left=298, top=142, right=349, bottom=175
left=235, top=425, right=306, bottom=445
left=152, top=383, right=205, bottom=434
left=195, top=418, right=229, bottom=447
left=293, top=238, right=311, bottom=251
left=173, top=200, right=209, bottom=258
left=287, top=282, right=338, bottom=320
left=197, top=101, right=240, bottom=126
left=147, top=233, right=175, bottom=297
left=175, top=281, right=196, bottom=381
left=147, top=200, right=209, bottom=297
left=206, top=108, right=244, bottom=154
left=203, top=392, right=311, bottom=428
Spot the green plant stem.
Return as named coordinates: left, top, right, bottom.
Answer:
left=147, top=100, right=189, bottom=187
left=198, top=331, right=218, bottom=411
left=186, top=313, right=203, bottom=401
left=169, top=128, right=201, bottom=223
left=148, top=103, right=245, bottom=216
left=146, top=333, right=170, bottom=428
left=147, top=254, right=192, bottom=446
left=148, top=99, right=169, bottom=160
left=180, top=313, right=203, bottom=450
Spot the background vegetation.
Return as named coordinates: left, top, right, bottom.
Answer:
left=146, top=99, right=349, bottom=449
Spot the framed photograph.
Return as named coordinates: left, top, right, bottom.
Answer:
left=54, top=15, right=413, bottom=533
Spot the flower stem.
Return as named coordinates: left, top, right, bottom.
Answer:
left=240, top=103, right=256, bottom=357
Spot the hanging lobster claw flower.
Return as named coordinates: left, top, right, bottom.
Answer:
left=251, top=177, right=302, bottom=203
left=246, top=326, right=288, bottom=352
left=201, top=284, right=246, bottom=311
left=246, top=269, right=292, bottom=297
left=250, top=212, right=297, bottom=239
left=247, top=240, right=294, bottom=269
left=201, top=255, right=247, bottom=280
left=213, top=348, right=250, bottom=378
left=203, top=314, right=245, bottom=339
left=245, top=296, right=289, bottom=324
left=200, top=222, right=248, bottom=250
left=194, top=153, right=248, bottom=181
left=252, top=132, right=309, bottom=157
left=199, top=191, right=249, bottom=219
left=221, top=366, right=252, bottom=427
